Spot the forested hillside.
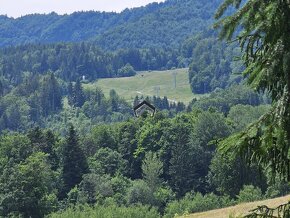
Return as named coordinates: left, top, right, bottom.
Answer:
left=0, top=0, right=221, bottom=49
left=1, top=0, right=288, bottom=217
left=0, top=43, right=180, bottom=83
left=0, top=0, right=240, bottom=94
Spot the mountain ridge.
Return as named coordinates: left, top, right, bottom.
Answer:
left=0, top=0, right=222, bottom=49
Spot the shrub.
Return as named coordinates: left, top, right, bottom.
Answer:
left=164, top=192, right=233, bottom=218
left=48, top=204, right=160, bottom=218
left=265, top=181, right=290, bottom=198
left=237, top=185, right=263, bottom=203
left=126, top=180, right=154, bottom=205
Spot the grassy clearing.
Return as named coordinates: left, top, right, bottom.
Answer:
left=84, top=68, right=200, bottom=104
left=183, top=194, right=290, bottom=218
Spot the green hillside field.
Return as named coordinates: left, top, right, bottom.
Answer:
left=84, top=68, right=201, bottom=104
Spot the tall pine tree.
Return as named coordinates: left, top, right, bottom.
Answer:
left=40, top=73, right=62, bottom=116
left=73, top=79, right=85, bottom=107
left=60, top=125, right=88, bottom=199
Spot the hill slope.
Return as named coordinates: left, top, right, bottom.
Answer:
left=185, top=195, right=290, bottom=218
left=0, top=0, right=222, bottom=49
left=84, top=68, right=199, bottom=104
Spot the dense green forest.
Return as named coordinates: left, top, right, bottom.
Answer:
left=1, top=0, right=290, bottom=217
left=0, top=0, right=221, bottom=49
left=0, top=0, right=241, bottom=93
left=0, top=34, right=241, bottom=93
left=0, top=70, right=284, bottom=218
left=0, top=43, right=179, bottom=82
left=2, top=102, right=285, bottom=218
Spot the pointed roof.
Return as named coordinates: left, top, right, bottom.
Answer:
left=133, top=100, right=156, bottom=117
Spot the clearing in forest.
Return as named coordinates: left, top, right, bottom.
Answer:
left=84, top=68, right=201, bottom=104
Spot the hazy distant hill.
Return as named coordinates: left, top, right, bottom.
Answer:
left=0, top=0, right=222, bottom=49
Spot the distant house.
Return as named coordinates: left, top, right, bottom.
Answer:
left=133, top=100, right=156, bottom=117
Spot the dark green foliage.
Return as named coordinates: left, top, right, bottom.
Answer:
left=190, top=111, right=232, bottom=149
left=0, top=43, right=182, bottom=84
left=0, top=72, right=136, bottom=133
left=0, top=133, right=34, bottom=167
left=89, top=148, right=126, bottom=176
left=0, top=152, right=57, bottom=218
left=94, top=0, right=221, bottom=50
left=60, top=125, right=88, bottom=199
left=48, top=203, right=160, bottom=218
left=0, top=79, right=3, bottom=97
left=227, top=105, right=270, bottom=131
left=116, top=120, right=143, bottom=179
left=90, top=125, right=116, bottom=150
left=40, top=73, right=62, bottom=116
left=0, top=104, right=281, bottom=217
left=168, top=119, right=199, bottom=197
left=0, top=0, right=221, bottom=50
left=237, top=185, right=263, bottom=203
left=188, top=32, right=242, bottom=93
left=126, top=180, right=155, bottom=205
left=78, top=173, right=114, bottom=204
left=216, top=0, right=290, bottom=181
left=2, top=1, right=289, bottom=216
left=265, top=179, right=290, bottom=199
left=209, top=152, right=267, bottom=197
left=186, top=111, right=232, bottom=194
left=142, top=152, right=163, bottom=193
left=67, top=82, right=74, bottom=106
left=81, top=88, right=133, bottom=124
left=69, top=79, right=85, bottom=108
left=164, top=192, right=233, bottom=218
left=117, top=63, right=136, bottom=77
left=191, top=84, right=263, bottom=114
left=110, top=175, right=132, bottom=205
left=0, top=134, right=58, bottom=217
left=134, top=111, right=233, bottom=197
left=27, top=127, right=59, bottom=169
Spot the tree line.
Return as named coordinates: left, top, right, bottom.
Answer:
left=1, top=101, right=283, bottom=218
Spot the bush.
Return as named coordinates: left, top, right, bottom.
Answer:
left=117, top=63, right=136, bottom=77
left=154, top=186, right=175, bottom=212
left=265, top=181, right=290, bottom=198
left=48, top=204, right=160, bottom=218
left=164, top=192, right=233, bottom=218
left=237, top=185, right=263, bottom=203
left=126, top=180, right=154, bottom=205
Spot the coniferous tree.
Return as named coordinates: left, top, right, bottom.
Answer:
left=40, top=73, right=62, bottom=115
left=60, top=125, right=88, bottom=199
left=73, top=79, right=85, bottom=107
left=48, top=73, right=62, bottom=112
left=169, top=127, right=198, bottom=197
left=95, top=87, right=105, bottom=107
left=176, top=102, right=185, bottom=112
left=162, top=96, right=170, bottom=110
left=7, top=105, right=21, bottom=130
left=109, top=89, right=119, bottom=112
left=0, top=80, right=3, bottom=97
left=216, top=0, right=290, bottom=180
left=45, top=130, right=59, bottom=170
left=28, top=127, right=58, bottom=170
left=67, top=82, right=74, bottom=106
left=133, top=95, right=140, bottom=107
left=0, top=113, right=8, bottom=131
